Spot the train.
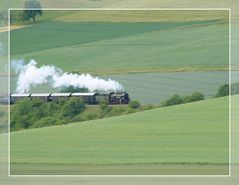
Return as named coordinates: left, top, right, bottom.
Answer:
left=9, top=92, right=130, bottom=105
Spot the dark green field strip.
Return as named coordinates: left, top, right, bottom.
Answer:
left=10, top=163, right=229, bottom=175
left=10, top=20, right=220, bottom=56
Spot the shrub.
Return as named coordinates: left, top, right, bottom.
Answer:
left=108, top=106, right=127, bottom=116
left=162, top=92, right=205, bottom=107
left=183, top=92, right=204, bottom=103
left=34, top=117, right=57, bottom=128
left=10, top=99, right=42, bottom=130
left=182, top=95, right=192, bottom=103
left=191, top=92, right=204, bottom=101
left=86, top=113, right=98, bottom=120
left=61, top=98, right=86, bottom=119
left=216, top=84, right=229, bottom=97
left=161, top=94, right=183, bottom=106
left=99, top=100, right=108, bottom=110
left=129, top=100, right=140, bottom=109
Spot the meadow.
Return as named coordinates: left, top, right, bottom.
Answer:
left=10, top=96, right=230, bottom=174
left=10, top=10, right=229, bottom=74
left=10, top=71, right=236, bottom=104
left=103, top=71, right=233, bottom=104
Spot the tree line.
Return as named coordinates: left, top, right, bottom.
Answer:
left=10, top=83, right=237, bottom=131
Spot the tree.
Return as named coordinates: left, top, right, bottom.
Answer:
left=23, top=0, right=42, bottom=23
left=61, top=98, right=86, bottom=119
left=183, top=92, right=204, bottom=103
left=161, top=94, right=183, bottom=106
left=10, top=10, right=24, bottom=24
left=216, top=84, right=229, bottom=97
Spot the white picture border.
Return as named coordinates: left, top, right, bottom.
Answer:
left=8, top=8, right=231, bottom=177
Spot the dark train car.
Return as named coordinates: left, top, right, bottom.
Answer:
left=50, top=93, right=71, bottom=102
left=109, top=92, right=130, bottom=104
left=95, top=93, right=109, bottom=104
left=30, top=93, right=52, bottom=102
left=10, top=93, right=31, bottom=104
left=71, top=92, right=98, bottom=104
left=10, top=92, right=130, bottom=105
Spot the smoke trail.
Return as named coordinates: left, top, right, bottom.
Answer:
left=11, top=59, right=124, bottom=93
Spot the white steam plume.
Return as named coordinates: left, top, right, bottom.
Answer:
left=11, top=59, right=124, bottom=93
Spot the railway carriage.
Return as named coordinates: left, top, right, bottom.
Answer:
left=30, top=93, right=52, bottom=102
left=50, top=93, right=71, bottom=102
left=71, top=92, right=98, bottom=104
left=9, top=92, right=130, bottom=105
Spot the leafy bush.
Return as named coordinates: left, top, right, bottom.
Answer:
left=161, top=94, right=183, bottom=106
left=99, top=100, right=108, bottom=110
left=108, top=107, right=128, bottom=116
left=10, top=98, right=86, bottom=131
left=162, top=92, right=205, bottom=107
left=191, top=92, right=204, bottom=101
left=34, top=117, right=57, bottom=128
left=10, top=97, right=153, bottom=131
left=129, top=100, right=140, bottom=109
left=216, top=84, right=229, bottom=97
left=61, top=98, right=86, bottom=119
left=86, top=113, right=98, bottom=120
left=183, top=92, right=204, bottom=103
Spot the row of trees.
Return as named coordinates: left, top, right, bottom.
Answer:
left=10, top=83, right=236, bottom=131
left=214, top=83, right=239, bottom=97
left=10, top=98, right=143, bottom=131
left=161, top=92, right=204, bottom=107
left=11, top=98, right=86, bottom=130
left=160, top=83, right=234, bottom=107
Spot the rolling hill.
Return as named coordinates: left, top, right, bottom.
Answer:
left=10, top=96, right=230, bottom=174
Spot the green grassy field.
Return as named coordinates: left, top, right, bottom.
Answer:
left=52, top=10, right=228, bottom=23
left=10, top=71, right=236, bottom=104
left=10, top=11, right=229, bottom=74
left=103, top=71, right=232, bottom=104
left=10, top=96, right=230, bottom=174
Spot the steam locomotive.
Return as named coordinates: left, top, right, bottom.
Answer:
left=10, top=92, right=130, bottom=105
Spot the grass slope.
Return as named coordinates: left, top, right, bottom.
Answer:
left=11, top=20, right=229, bottom=74
left=11, top=96, right=230, bottom=166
